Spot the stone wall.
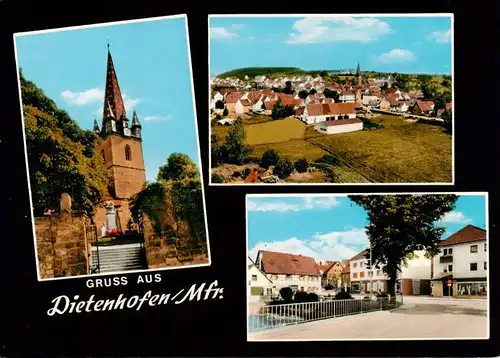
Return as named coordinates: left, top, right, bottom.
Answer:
left=35, top=212, right=89, bottom=279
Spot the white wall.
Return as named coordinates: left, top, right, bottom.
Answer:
left=400, top=250, right=431, bottom=280
left=323, top=122, right=363, bottom=134
left=362, top=95, right=378, bottom=105
left=432, top=241, right=488, bottom=279
left=265, top=273, right=322, bottom=292
left=248, top=265, right=274, bottom=295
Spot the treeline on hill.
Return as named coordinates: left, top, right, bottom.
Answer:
left=20, top=70, right=111, bottom=216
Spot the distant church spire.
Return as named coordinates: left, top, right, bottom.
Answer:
left=356, top=62, right=361, bottom=77
left=93, top=118, right=100, bottom=133
left=102, top=46, right=126, bottom=128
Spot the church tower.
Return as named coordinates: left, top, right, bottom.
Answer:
left=355, top=62, right=362, bottom=87
left=94, top=45, right=146, bottom=231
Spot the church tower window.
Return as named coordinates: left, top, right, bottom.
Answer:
left=125, top=145, right=131, bottom=161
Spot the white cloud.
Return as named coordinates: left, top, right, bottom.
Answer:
left=286, top=16, right=392, bottom=44
left=438, top=211, right=471, bottom=224
left=61, top=88, right=104, bottom=106
left=248, top=228, right=367, bottom=262
left=210, top=27, right=238, bottom=41
left=376, top=49, right=416, bottom=64
left=143, top=115, right=171, bottom=122
left=429, top=29, right=451, bottom=43
left=248, top=197, right=341, bottom=213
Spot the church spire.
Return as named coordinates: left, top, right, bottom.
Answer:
left=102, top=46, right=126, bottom=127
left=93, top=118, right=100, bottom=133
left=356, top=62, right=361, bottom=77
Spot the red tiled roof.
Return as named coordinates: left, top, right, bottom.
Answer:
left=239, top=98, right=252, bottom=106
left=439, top=225, right=486, bottom=247
left=417, top=100, right=435, bottom=112
left=264, top=101, right=277, bottom=110
left=306, top=102, right=357, bottom=116
left=258, top=250, right=321, bottom=276
left=350, top=249, right=369, bottom=261
left=341, top=259, right=350, bottom=274
left=225, top=92, right=242, bottom=103
left=324, top=118, right=362, bottom=126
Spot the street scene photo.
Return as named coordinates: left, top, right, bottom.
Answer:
left=15, top=15, right=210, bottom=281
left=246, top=193, right=488, bottom=340
left=209, top=15, right=453, bottom=184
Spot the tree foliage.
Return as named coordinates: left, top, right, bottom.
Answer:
left=273, top=157, right=295, bottom=179
left=283, top=81, right=293, bottom=94
left=260, top=149, right=280, bottom=169
left=298, top=90, right=309, bottom=99
left=323, top=88, right=340, bottom=102
left=271, top=100, right=296, bottom=120
left=225, top=120, right=252, bottom=164
left=157, top=153, right=199, bottom=181
left=21, top=71, right=110, bottom=216
left=294, top=158, right=309, bottom=173
left=348, top=194, right=458, bottom=295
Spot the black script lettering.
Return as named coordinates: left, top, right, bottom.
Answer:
left=47, top=295, right=70, bottom=316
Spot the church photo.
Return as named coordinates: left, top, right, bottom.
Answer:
left=14, top=14, right=210, bottom=281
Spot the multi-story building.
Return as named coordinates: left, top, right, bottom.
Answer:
left=431, top=225, right=488, bottom=298
left=248, top=258, right=275, bottom=301
left=254, top=250, right=322, bottom=294
left=349, top=249, right=389, bottom=293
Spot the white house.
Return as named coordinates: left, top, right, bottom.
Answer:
left=254, top=250, right=322, bottom=294
left=431, top=225, right=488, bottom=298
left=248, top=259, right=275, bottom=301
left=349, top=249, right=432, bottom=295
left=210, top=91, right=224, bottom=110
left=362, top=95, right=379, bottom=107
left=318, top=118, right=363, bottom=135
left=301, top=102, right=357, bottom=125
left=339, top=91, right=355, bottom=103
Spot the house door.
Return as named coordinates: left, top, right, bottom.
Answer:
left=442, top=280, right=453, bottom=296
left=412, top=279, right=420, bottom=295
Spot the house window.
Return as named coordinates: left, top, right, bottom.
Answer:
left=470, top=263, right=478, bottom=271
left=360, top=262, right=364, bottom=267
left=470, top=245, right=478, bottom=253
left=353, top=273, right=358, bottom=278
left=448, top=248, right=453, bottom=255
left=448, top=265, right=453, bottom=272
left=485, top=243, right=487, bottom=252
left=377, top=270, right=381, bottom=276
left=125, top=144, right=131, bottom=161
left=286, top=274, right=291, bottom=279
left=266, top=288, right=273, bottom=295
left=300, top=275, right=304, bottom=280
left=484, top=262, right=487, bottom=270
left=353, top=263, right=357, bottom=268
left=251, top=275, right=257, bottom=281
left=360, top=272, right=365, bottom=278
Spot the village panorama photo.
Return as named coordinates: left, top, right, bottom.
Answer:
left=246, top=193, right=488, bottom=341
left=14, top=14, right=211, bottom=281
left=209, top=14, right=453, bottom=185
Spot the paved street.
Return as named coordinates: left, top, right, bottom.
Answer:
left=248, top=297, right=488, bottom=341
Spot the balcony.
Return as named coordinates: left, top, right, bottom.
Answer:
left=439, top=255, right=453, bottom=263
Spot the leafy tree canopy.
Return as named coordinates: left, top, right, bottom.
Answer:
left=157, top=153, right=199, bottom=181
left=348, top=194, right=458, bottom=295
left=21, top=70, right=110, bottom=216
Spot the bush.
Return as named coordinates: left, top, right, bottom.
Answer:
left=260, top=149, right=280, bottom=169
left=273, top=157, right=294, bottom=179
left=324, top=283, right=334, bottom=290
left=376, top=292, right=389, bottom=298
left=294, top=291, right=320, bottom=303
left=294, top=158, right=309, bottom=173
left=311, top=163, right=336, bottom=182
left=279, top=287, right=293, bottom=303
left=335, top=290, right=353, bottom=300
left=315, top=154, right=341, bottom=166
left=215, top=114, right=222, bottom=120
left=211, top=174, right=223, bottom=183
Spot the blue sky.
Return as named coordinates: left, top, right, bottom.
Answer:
left=210, top=15, right=452, bottom=75
left=15, top=15, right=200, bottom=182
left=247, top=194, right=486, bottom=262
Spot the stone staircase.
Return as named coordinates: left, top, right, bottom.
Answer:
left=90, top=243, right=147, bottom=274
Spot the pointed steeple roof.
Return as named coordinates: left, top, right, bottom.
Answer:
left=131, top=110, right=141, bottom=127
left=356, top=62, right=361, bottom=77
left=93, top=119, right=100, bottom=132
left=102, top=46, right=126, bottom=124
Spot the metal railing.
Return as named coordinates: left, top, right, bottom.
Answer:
left=248, top=296, right=402, bottom=332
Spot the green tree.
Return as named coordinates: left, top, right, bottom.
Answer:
left=211, top=174, right=224, bottom=183
left=215, top=100, right=224, bottom=110
left=273, top=157, right=294, bottom=179
left=442, top=109, right=452, bottom=133
left=294, top=158, right=309, bottom=173
left=271, top=100, right=296, bottom=120
left=323, top=88, right=340, bottom=102
left=157, top=153, right=199, bottom=181
left=21, top=72, right=110, bottom=216
left=309, top=88, right=317, bottom=95
left=348, top=194, right=458, bottom=295
left=298, top=90, right=309, bottom=99
left=260, top=149, right=280, bottom=169
left=225, top=120, right=251, bottom=164
left=284, top=81, right=293, bottom=94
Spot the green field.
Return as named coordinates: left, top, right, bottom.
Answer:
left=211, top=114, right=452, bottom=183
